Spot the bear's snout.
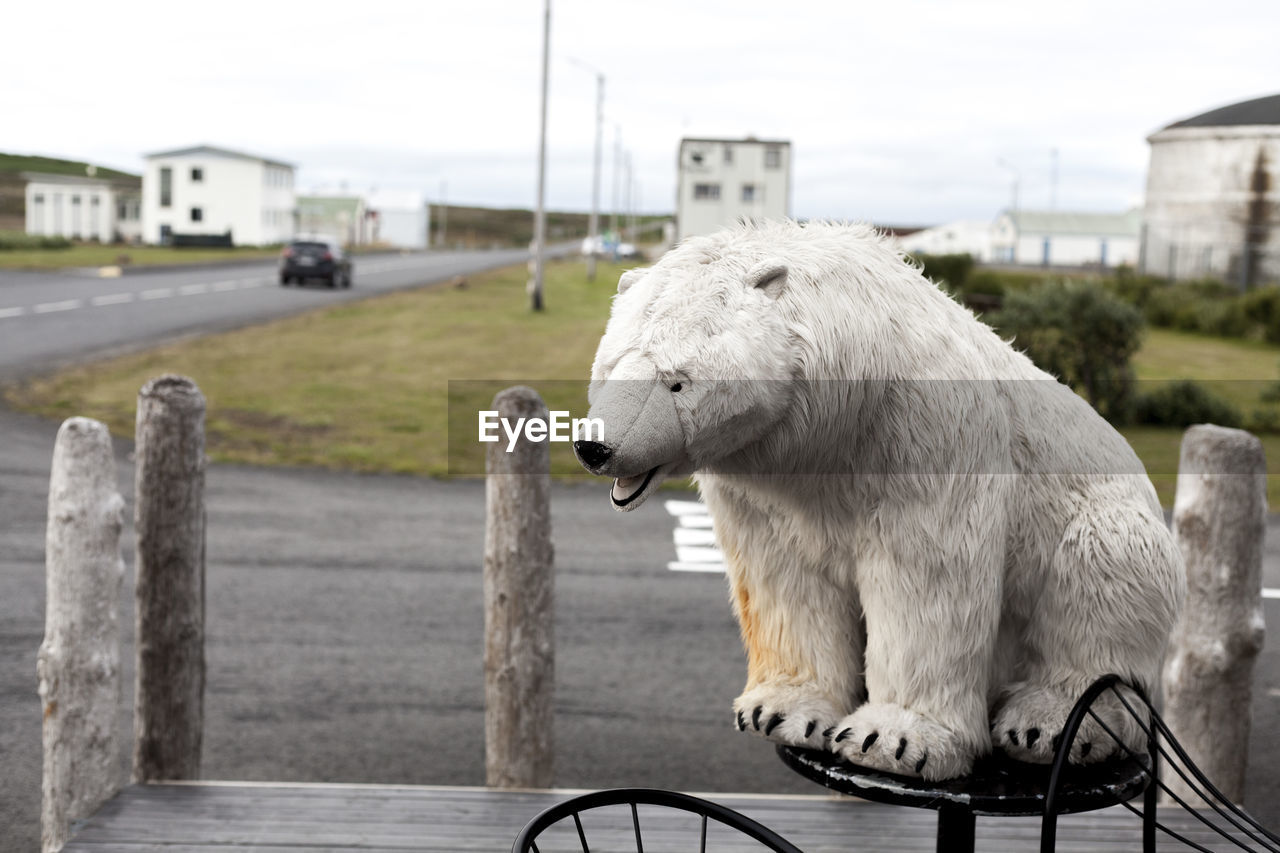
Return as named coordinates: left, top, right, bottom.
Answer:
left=573, top=440, right=613, bottom=471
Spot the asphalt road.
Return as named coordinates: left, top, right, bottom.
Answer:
left=1, top=251, right=1278, bottom=851
left=0, top=248, right=538, bottom=380
left=0, top=405, right=810, bottom=853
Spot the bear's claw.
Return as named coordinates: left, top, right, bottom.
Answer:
left=992, top=682, right=1142, bottom=765
left=732, top=683, right=845, bottom=750
left=828, top=702, right=974, bottom=781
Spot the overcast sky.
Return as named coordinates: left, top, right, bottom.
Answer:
left=5, top=1, right=1278, bottom=225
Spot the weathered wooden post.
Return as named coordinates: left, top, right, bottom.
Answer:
left=132, top=375, right=207, bottom=782
left=38, top=417, right=125, bottom=853
left=1162, top=424, right=1267, bottom=805
left=483, top=386, right=554, bottom=788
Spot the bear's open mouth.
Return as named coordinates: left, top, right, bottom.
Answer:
left=611, top=466, right=659, bottom=508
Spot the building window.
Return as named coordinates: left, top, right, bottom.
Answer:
left=724, top=145, right=734, bottom=164
left=191, top=167, right=203, bottom=182
left=34, top=193, right=44, bottom=203
left=117, top=201, right=127, bottom=219
left=742, top=184, right=758, bottom=202
left=191, top=206, right=203, bottom=223
left=693, top=183, right=721, bottom=200
left=765, top=147, right=781, bottom=169
left=71, top=195, right=81, bottom=206
left=159, top=167, right=172, bottom=207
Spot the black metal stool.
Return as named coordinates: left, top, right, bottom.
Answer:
left=779, top=743, right=1150, bottom=852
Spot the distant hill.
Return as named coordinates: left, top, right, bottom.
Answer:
left=0, top=152, right=138, bottom=181
left=437, top=204, right=667, bottom=248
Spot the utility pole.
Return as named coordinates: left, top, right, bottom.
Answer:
left=623, top=151, right=632, bottom=242
left=438, top=180, right=448, bottom=248
left=530, top=0, right=550, bottom=311
left=569, top=58, right=604, bottom=282
left=1049, top=148, right=1059, bottom=212
left=998, top=158, right=1021, bottom=263
left=610, top=124, right=622, bottom=244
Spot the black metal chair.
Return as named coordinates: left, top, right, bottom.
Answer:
left=1045, top=673, right=1280, bottom=853
left=511, top=787, right=804, bottom=853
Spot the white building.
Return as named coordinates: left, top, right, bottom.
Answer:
left=25, top=171, right=141, bottom=243
left=1141, top=93, right=1280, bottom=285
left=366, top=189, right=429, bottom=249
left=141, top=145, right=296, bottom=246
left=896, top=220, right=995, bottom=262
left=675, top=137, right=791, bottom=241
left=296, top=195, right=375, bottom=245
left=991, top=209, right=1141, bottom=268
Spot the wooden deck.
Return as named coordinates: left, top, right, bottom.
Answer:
left=62, top=782, right=1259, bottom=851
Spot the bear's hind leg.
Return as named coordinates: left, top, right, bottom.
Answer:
left=992, top=495, right=1182, bottom=765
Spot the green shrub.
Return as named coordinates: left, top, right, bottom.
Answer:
left=993, top=282, right=1144, bottom=423
left=1245, top=407, right=1280, bottom=434
left=0, top=231, right=72, bottom=251
left=916, top=253, right=975, bottom=291
left=1241, top=286, right=1280, bottom=344
left=1133, top=380, right=1242, bottom=429
left=964, top=270, right=1006, bottom=298
left=1110, top=266, right=1169, bottom=308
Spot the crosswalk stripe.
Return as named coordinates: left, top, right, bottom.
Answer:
left=665, top=499, right=724, bottom=573
left=674, top=527, right=717, bottom=546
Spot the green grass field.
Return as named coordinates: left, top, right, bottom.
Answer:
left=5, top=264, right=1277, bottom=505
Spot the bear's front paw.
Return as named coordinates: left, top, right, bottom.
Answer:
left=733, top=683, right=846, bottom=750
left=828, top=702, right=975, bottom=781
left=992, top=683, right=1142, bottom=766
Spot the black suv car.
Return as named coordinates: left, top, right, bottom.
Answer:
left=280, top=237, right=353, bottom=288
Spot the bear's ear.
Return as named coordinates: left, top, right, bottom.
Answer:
left=746, top=260, right=788, bottom=299
left=617, top=268, right=646, bottom=295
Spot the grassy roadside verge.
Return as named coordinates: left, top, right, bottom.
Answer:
left=4, top=263, right=1278, bottom=505
left=4, top=258, right=617, bottom=478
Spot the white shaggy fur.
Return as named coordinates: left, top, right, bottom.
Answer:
left=580, top=220, right=1184, bottom=780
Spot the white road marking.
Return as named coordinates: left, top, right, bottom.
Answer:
left=0, top=306, right=26, bottom=319
left=669, top=562, right=731, bottom=573
left=211, top=279, right=239, bottom=292
left=140, top=287, right=174, bottom=300
left=91, top=292, right=135, bottom=306
left=674, top=527, right=718, bottom=547
left=34, top=299, right=82, bottom=314
left=238, top=278, right=265, bottom=289
left=179, top=283, right=209, bottom=296
left=665, top=500, right=724, bottom=573
left=1265, top=588, right=1280, bottom=600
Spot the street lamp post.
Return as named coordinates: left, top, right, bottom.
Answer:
left=569, top=59, right=604, bottom=282
left=610, top=124, right=622, bottom=246
left=530, top=0, right=550, bottom=312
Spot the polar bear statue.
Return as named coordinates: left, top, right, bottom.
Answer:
left=573, top=220, right=1183, bottom=781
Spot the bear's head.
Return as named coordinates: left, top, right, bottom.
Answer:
left=575, top=247, right=801, bottom=511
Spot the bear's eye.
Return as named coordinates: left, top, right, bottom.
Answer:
left=670, top=382, right=683, bottom=392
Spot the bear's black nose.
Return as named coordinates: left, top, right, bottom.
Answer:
left=573, top=440, right=613, bottom=470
